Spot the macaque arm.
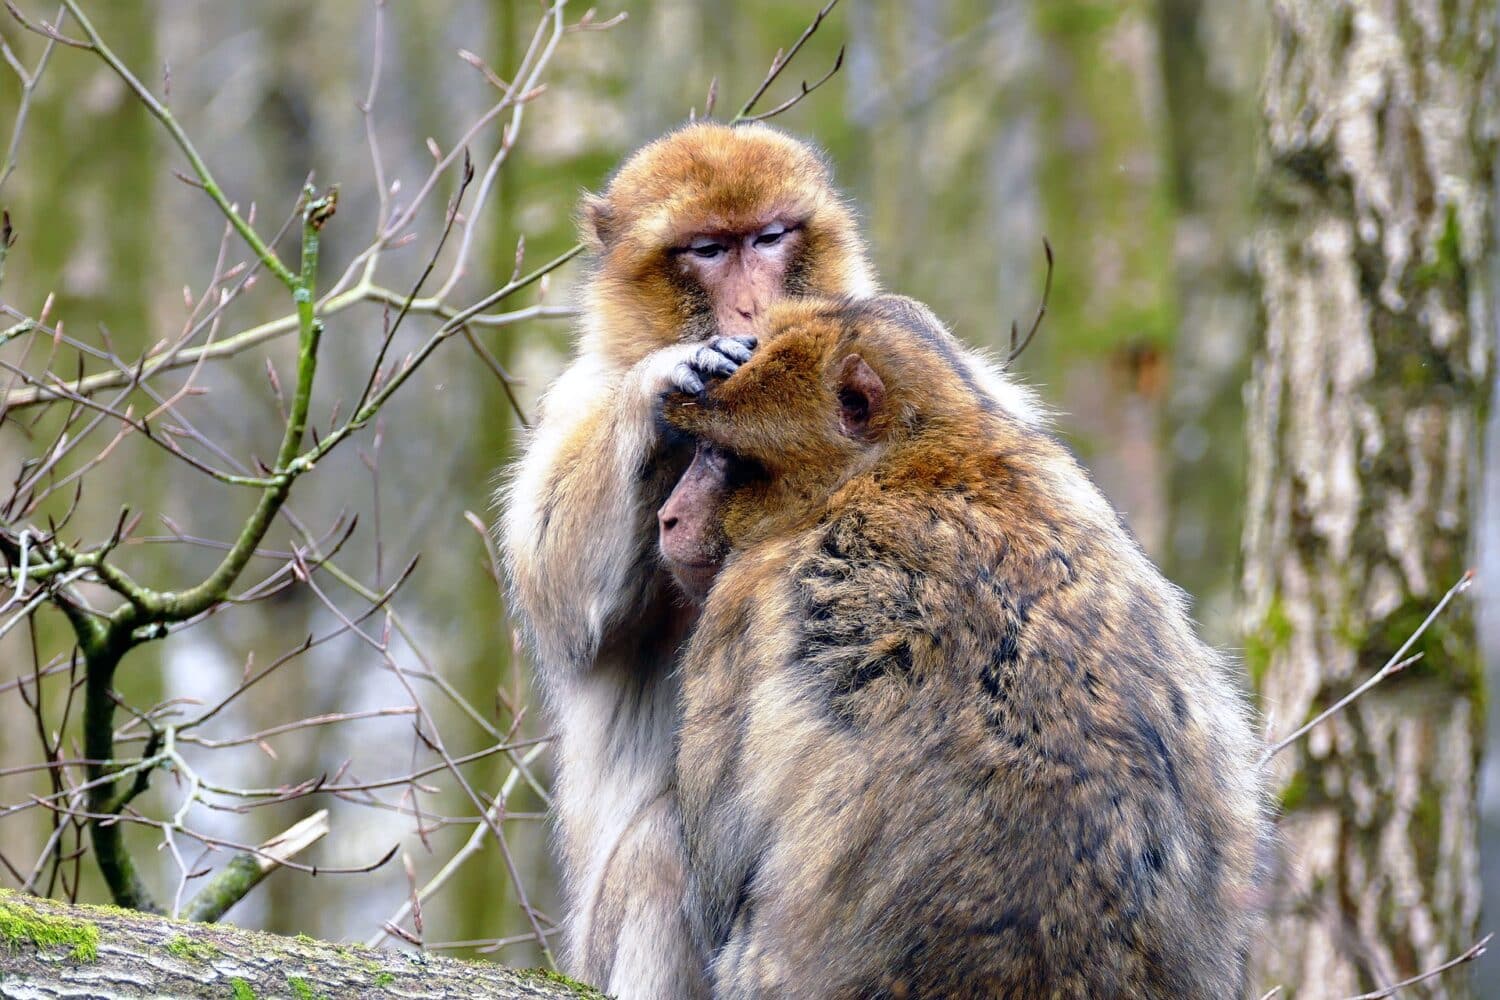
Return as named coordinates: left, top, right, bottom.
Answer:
left=503, top=338, right=751, bottom=675
left=583, top=790, right=710, bottom=999
left=502, top=351, right=669, bottom=674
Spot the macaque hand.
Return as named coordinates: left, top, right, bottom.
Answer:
left=668, top=335, right=758, bottom=396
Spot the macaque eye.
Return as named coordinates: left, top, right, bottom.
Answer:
left=753, top=224, right=788, bottom=248
left=689, top=239, right=727, bottom=260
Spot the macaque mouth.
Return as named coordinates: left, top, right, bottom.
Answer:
left=659, top=547, right=726, bottom=607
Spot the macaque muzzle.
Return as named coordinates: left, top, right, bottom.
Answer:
left=658, top=441, right=735, bottom=603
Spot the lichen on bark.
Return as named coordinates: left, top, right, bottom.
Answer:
left=1244, top=1, right=1495, bottom=996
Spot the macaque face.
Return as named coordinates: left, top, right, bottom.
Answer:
left=657, top=442, right=738, bottom=603
left=672, top=222, right=804, bottom=339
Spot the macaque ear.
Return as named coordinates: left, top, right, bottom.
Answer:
left=836, top=354, right=886, bottom=440
left=579, top=192, right=616, bottom=251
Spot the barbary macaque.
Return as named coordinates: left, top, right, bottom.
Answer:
left=499, top=122, right=875, bottom=997
left=658, top=295, right=1271, bottom=999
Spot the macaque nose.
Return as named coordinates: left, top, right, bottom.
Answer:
left=659, top=510, right=678, bottom=534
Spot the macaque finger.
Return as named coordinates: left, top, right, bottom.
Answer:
left=671, top=362, right=706, bottom=395
left=716, top=336, right=756, bottom=364
left=692, top=345, right=740, bottom=379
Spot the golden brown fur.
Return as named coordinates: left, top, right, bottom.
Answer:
left=579, top=125, right=873, bottom=370
left=499, top=123, right=874, bottom=998
left=662, top=296, right=1271, bottom=999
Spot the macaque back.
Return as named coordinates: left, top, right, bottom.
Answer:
left=661, top=296, right=1270, bottom=999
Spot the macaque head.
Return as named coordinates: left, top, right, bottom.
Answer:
left=658, top=296, right=977, bottom=602
left=655, top=442, right=740, bottom=602
left=579, top=122, right=876, bottom=368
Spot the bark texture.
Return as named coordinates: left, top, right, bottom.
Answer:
left=1245, top=1, right=1495, bottom=997
left=0, top=891, right=595, bottom=999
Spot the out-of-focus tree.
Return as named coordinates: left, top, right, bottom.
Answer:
left=1244, top=0, right=1493, bottom=996
left=1031, top=0, right=1176, bottom=558
left=1156, top=0, right=1265, bottom=640
left=0, top=2, right=162, bottom=904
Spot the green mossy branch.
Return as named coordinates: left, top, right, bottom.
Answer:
left=182, top=856, right=263, bottom=925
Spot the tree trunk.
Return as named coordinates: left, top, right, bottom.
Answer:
left=0, top=890, right=595, bottom=999
left=1032, top=0, right=1176, bottom=558
left=0, top=1, right=164, bottom=908
left=1244, top=1, right=1494, bottom=997
left=1156, top=0, right=1266, bottom=644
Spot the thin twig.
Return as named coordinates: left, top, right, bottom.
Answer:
left=737, top=45, right=845, bottom=124
left=1260, top=570, right=1476, bottom=763
left=0, top=4, right=64, bottom=195
left=1007, top=238, right=1053, bottom=365
left=1342, top=933, right=1490, bottom=999
left=733, top=0, right=841, bottom=121
left=367, top=743, right=546, bottom=947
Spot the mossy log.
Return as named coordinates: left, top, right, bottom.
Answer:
left=0, top=891, right=600, bottom=999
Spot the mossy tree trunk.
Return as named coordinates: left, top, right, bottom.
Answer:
left=1243, top=1, right=1494, bottom=996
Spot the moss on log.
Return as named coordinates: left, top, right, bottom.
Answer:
left=0, top=891, right=601, bottom=999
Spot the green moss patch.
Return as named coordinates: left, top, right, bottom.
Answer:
left=517, top=967, right=609, bottom=998
left=165, top=933, right=219, bottom=963
left=288, top=976, right=325, bottom=1000
left=1413, top=202, right=1464, bottom=290
left=0, top=897, right=99, bottom=961
left=1278, top=768, right=1312, bottom=812
left=1244, top=593, right=1294, bottom=688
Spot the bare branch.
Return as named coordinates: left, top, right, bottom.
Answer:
left=737, top=44, right=845, bottom=124
left=733, top=0, right=841, bottom=122
left=1260, top=570, right=1475, bottom=763
left=1007, top=238, right=1053, bottom=366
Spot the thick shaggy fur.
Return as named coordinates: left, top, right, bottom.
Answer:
left=664, top=296, right=1271, bottom=1000
left=499, top=123, right=873, bottom=998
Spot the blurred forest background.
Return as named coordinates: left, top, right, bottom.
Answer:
left=0, top=0, right=1496, bottom=997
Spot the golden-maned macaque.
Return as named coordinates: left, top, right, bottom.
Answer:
left=499, top=123, right=875, bottom=998
left=658, top=295, right=1272, bottom=1000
